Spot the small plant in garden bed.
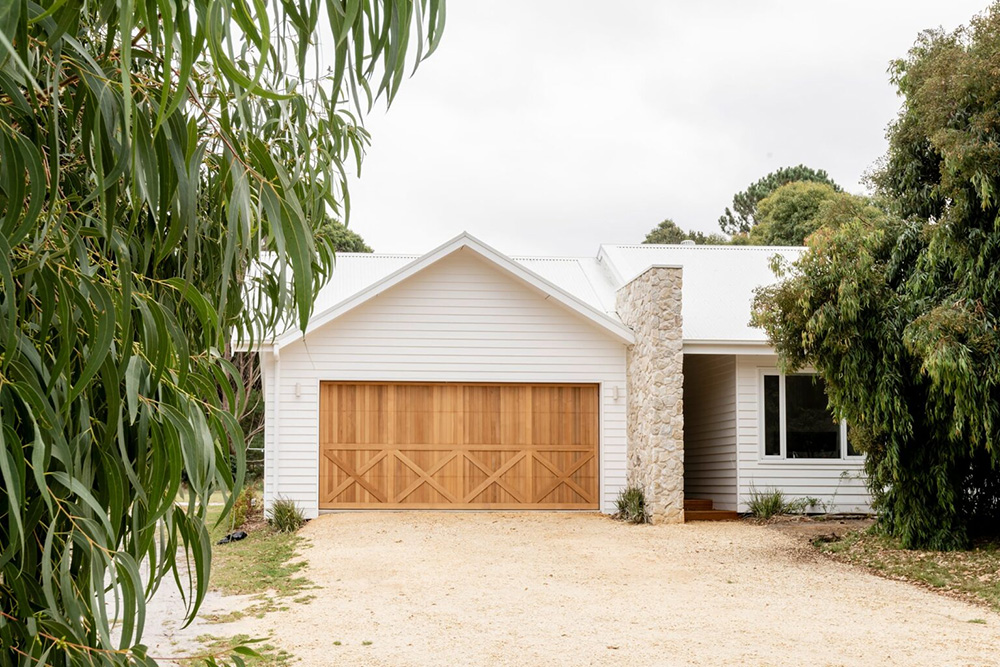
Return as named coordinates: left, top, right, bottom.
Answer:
left=746, top=486, right=817, bottom=520
left=269, top=497, right=307, bottom=533
left=746, top=487, right=788, bottom=520
left=614, top=485, right=650, bottom=524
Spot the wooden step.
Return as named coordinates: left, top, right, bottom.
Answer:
left=684, top=498, right=714, bottom=511
left=685, top=509, right=740, bottom=522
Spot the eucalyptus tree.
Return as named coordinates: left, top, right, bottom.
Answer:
left=0, top=1, right=443, bottom=664
left=753, top=4, right=1000, bottom=549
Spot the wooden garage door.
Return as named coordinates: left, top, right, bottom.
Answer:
left=319, top=382, right=599, bottom=509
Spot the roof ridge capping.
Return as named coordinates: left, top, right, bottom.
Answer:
left=273, top=231, right=636, bottom=349
left=334, top=251, right=421, bottom=258
left=612, top=244, right=801, bottom=251
left=607, top=243, right=805, bottom=252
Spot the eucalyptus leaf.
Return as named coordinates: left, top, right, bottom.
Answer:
left=0, top=1, right=444, bottom=664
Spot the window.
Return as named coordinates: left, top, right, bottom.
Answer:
left=763, top=375, right=780, bottom=456
left=760, top=372, right=856, bottom=460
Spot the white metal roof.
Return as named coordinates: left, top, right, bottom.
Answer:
left=260, top=233, right=802, bottom=349
left=307, top=250, right=622, bottom=319
left=311, top=252, right=417, bottom=315
left=598, top=244, right=803, bottom=343
left=273, top=233, right=635, bottom=348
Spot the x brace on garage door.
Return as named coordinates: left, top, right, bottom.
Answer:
left=318, top=382, right=600, bottom=509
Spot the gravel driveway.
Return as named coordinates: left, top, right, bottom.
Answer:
left=233, top=512, right=999, bottom=666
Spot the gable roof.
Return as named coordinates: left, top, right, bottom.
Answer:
left=251, top=233, right=803, bottom=353
left=300, top=250, right=622, bottom=320
left=271, top=232, right=636, bottom=349
left=598, top=243, right=803, bottom=345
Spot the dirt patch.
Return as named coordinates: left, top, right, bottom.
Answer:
left=138, top=572, right=259, bottom=662
left=224, top=512, right=1000, bottom=666
left=765, top=514, right=875, bottom=544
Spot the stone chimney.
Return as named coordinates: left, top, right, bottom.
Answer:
left=615, top=265, right=684, bottom=523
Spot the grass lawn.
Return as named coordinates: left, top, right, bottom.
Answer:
left=176, top=486, right=313, bottom=665
left=816, top=530, right=1000, bottom=613
left=201, top=485, right=314, bottom=623
left=180, top=635, right=292, bottom=667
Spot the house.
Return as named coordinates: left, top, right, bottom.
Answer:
left=252, top=232, right=870, bottom=523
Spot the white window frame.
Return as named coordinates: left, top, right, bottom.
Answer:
left=759, top=370, right=859, bottom=461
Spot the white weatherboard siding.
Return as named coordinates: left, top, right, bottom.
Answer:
left=682, top=355, right=737, bottom=511
left=264, top=248, right=629, bottom=517
left=260, top=350, right=275, bottom=506
left=735, top=355, right=871, bottom=513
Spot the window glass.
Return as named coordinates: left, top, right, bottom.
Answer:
left=846, top=426, right=860, bottom=456
left=763, top=375, right=781, bottom=456
left=785, top=375, right=840, bottom=458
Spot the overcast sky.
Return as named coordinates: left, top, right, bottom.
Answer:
left=344, top=1, right=988, bottom=257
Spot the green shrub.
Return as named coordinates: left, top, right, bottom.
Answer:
left=228, top=484, right=260, bottom=531
left=269, top=497, right=307, bottom=533
left=614, top=485, right=650, bottom=524
left=747, top=486, right=789, bottom=520
left=750, top=8, right=1000, bottom=549
left=784, top=496, right=819, bottom=515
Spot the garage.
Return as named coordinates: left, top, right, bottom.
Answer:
left=256, top=237, right=632, bottom=517
left=319, top=382, right=599, bottom=509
